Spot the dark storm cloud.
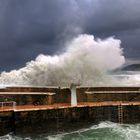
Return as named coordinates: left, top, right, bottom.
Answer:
left=85, top=0, right=140, bottom=33
left=0, top=0, right=140, bottom=71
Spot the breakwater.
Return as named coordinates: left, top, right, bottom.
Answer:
left=0, top=86, right=140, bottom=136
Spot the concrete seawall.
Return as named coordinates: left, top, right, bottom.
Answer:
left=0, top=86, right=140, bottom=136
left=0, top=103, right=140, bottom=136
left=1, top=86, right=140, bottom=105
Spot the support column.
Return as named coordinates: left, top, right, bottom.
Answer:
left=70, top=84, right=77, bottom=106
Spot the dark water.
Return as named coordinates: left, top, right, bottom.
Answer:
left=1, top=122, right=140, bottom=140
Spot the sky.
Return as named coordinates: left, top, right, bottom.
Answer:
left=0, top=0, right=140, bottom=71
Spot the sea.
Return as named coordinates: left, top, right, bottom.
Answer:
left=0, top=121, right=140, bottom=140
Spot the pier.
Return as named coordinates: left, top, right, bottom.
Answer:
left=0, top=86, right=140, bottom=136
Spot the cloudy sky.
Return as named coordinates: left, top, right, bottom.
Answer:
left=0, top=0, right=140, bottom=71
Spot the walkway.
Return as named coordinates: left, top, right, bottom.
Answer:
left=0, top=101, right=140, bottom=112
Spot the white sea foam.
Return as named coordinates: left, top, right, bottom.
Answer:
left=47, top=121, right=140, bottom=140
left=0, top=122, right=140, bottom=140
left=0, top=34, right=125, bottom=86
left=113, top=72, right=140, bottom=86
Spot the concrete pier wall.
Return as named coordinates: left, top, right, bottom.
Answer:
left=0, top=105, right=140, bottom=136
left=0, top=87, right=71, bottom=105
left=0, top=111, right=14, bottom=136
left=0, top=86, right=140, bottom=136
left=77, top=87, right=140, bottom=102
left=1, top=86, right=140, bottom=105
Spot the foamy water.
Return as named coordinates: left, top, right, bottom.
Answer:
left=1, top=122, right=140, bottom=140
left=46, top=122, right=140, bottom=140
left=112, top=71, right=140, bottom=86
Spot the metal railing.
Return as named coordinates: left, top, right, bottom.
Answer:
left=0, top=101, right=16, bottom=111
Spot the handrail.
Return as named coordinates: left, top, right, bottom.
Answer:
left=0, top=101, right=16, bottom=111
left=85, top=90, right=140, bottom=94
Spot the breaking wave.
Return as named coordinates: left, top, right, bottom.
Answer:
left=47, top=122, right=140, bottom=140
left=113, top=71, right=140, bottom=86
left=1, top=122, right=140, bottom=140
left=0, top=34, right=125, bottom=86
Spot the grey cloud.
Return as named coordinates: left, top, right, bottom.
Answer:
left=86, top=0, right=140, bottom=32
left=0, top=0, right=140, bottom=71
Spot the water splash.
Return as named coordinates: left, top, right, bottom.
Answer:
left=0, top=34, right=125, bottom=86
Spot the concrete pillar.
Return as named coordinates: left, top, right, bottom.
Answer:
left=70, top=84, right=77, bottom=106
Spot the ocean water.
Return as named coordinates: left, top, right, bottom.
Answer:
left=0, top=122, right=140, bottom=140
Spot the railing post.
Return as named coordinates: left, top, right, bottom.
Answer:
left=0, top=101, right=17, bottom=111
